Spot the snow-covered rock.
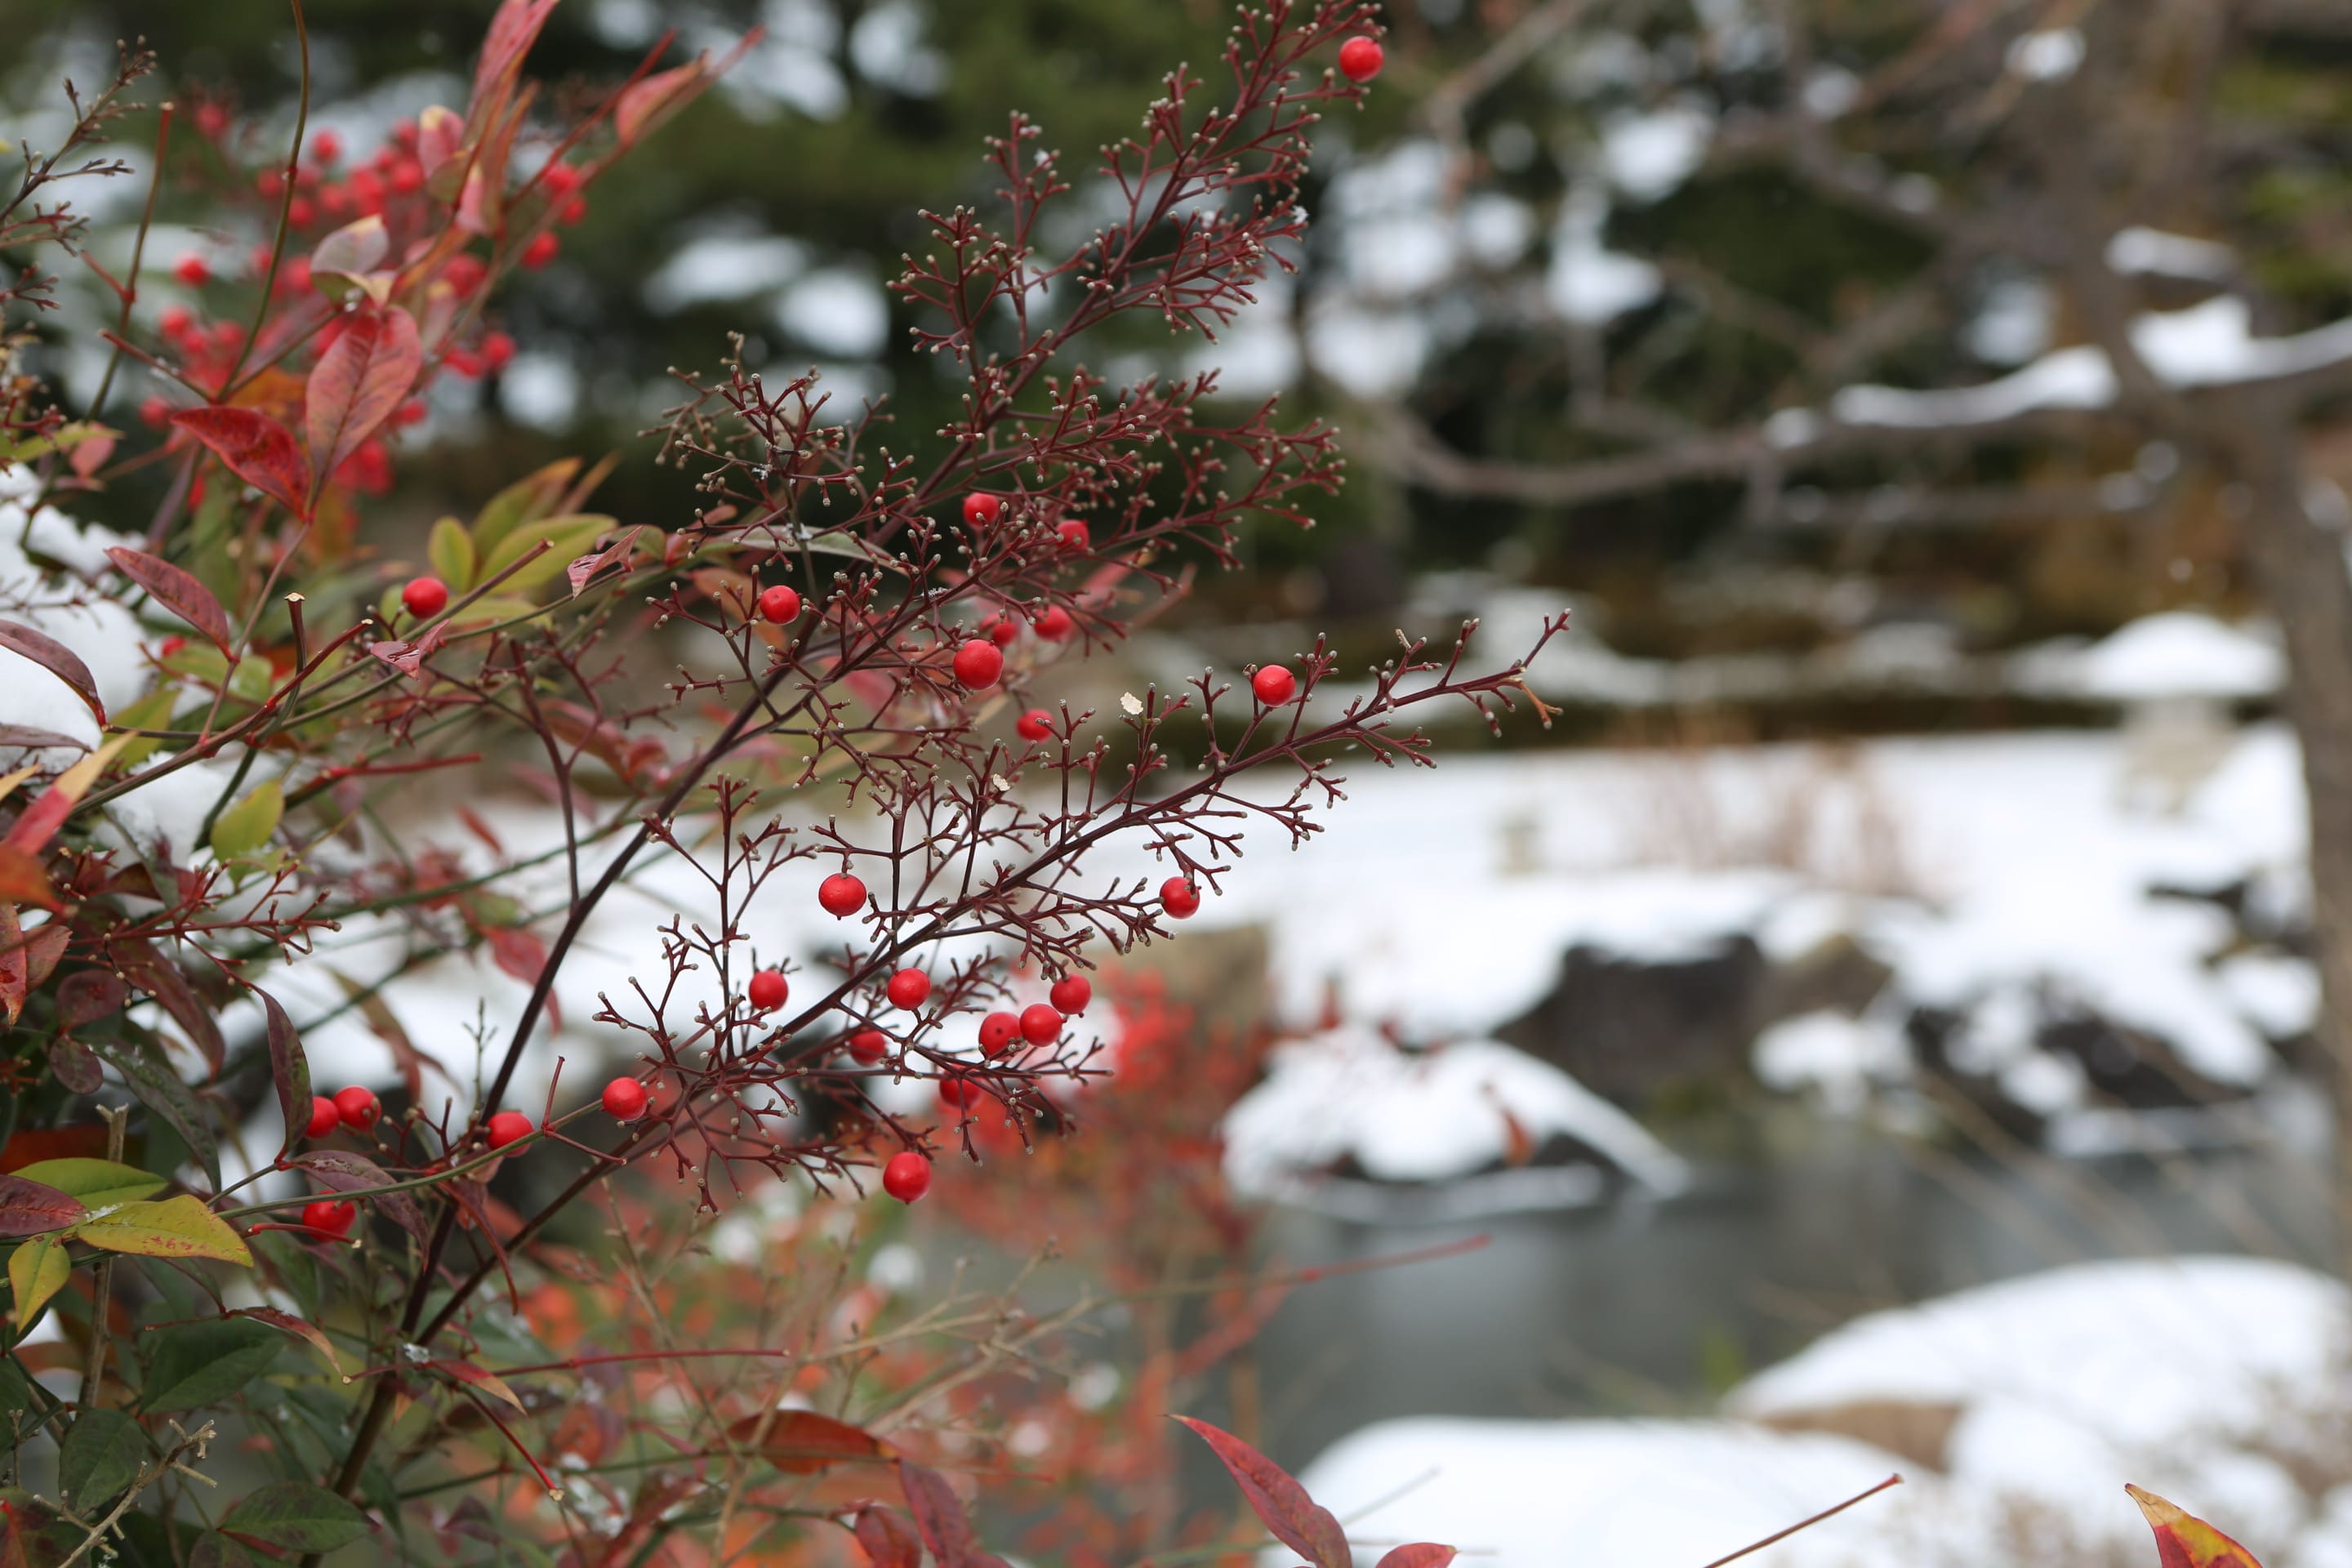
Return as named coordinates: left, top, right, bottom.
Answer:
left=2073, top=614, right=2283, bottom=703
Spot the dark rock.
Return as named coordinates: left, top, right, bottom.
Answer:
left=1498, top=935, right=1766, bottom=1109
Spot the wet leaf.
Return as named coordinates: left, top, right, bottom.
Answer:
left=1175, top=1416, right=1351, bottom=1568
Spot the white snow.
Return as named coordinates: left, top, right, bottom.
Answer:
left=1753, top=1011, right=1909, bottom=1113
left=2008, top=29, right=2086, bottom=82
left=644, top=234, right=809, bottom=313
left=2109, top=228, right=2237, bottom=283
left=1220, top=1026, right=1689, bottom=1196
left=774, top=265, right=891, bottom=359
left=2072, top=612, right=2283, bottom=702
left=1600, top=105, right=1714, bottom=203
left=1548, top=185, right=1663, bottom=324
left=2218, top=951, right=2321, bottom=1040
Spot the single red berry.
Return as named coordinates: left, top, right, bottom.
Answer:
left=1032, top=605, right=1075, bottom=642
left=210, top=319, right=244, bottom=351
left=1049, top=974, right=1092, bottom=1015
left=1016, top=709, right=1053, bottom=742
left=520, top=232, right=559, bottom=269
left=393, top=398, right=428, bottom=427
left=139, top=395, right=172, bottom=429
left=305, top=1095, right=341, bottom=1138
left=158, top=305, right=194, bottom=340
left=309, top=127, right=343, bottom=164
left=443, top=347, right=484, bottom=379
left=1019, top=1004, right=1063, bottom=1047
left=759, top=584, right=802, bottom=623
left=193, top=102, right=229, bottom=140
left=819, top=872, right=867, bottom=918
left=443, top=254, right=487, bottom=296
left=1339, top=35, right=1385, bottom=82
left=978, top=1011, right=1020, bottom=1055
left=1252, top=665, right=1298, bottom=705
left=287, top=195, right=316, bottom=228
left=280, top=257, right=313, bottom=292
left=350, top=168, right=385, bottom=214
left=985, top=615, right=1020, bottom=647
left=938, top=1076, right=983, bottom=1111
left=302, top=1199, right=357, bottom=1238
left=846, top=1029, right=889, bottom=1065
left=487, top=1111, right=533, bottom=1150
left=173, top=254, right=210, bottom=287
left=962, top=492, right=1003, bottom=528
left=333, top=1085, right=380, bottom=1130
left=480, top=330, right=516, bottom=372
left=1160, top=877, right=1200, bottom=919
left=158, top=636, right=186, bottom=660
left=256, top=168, right=284, bottom=198
left=885, top=969, right=932, bottom=1009
left=389, top=158, right=423, bottom=195
left=882, top=1150, right=932, bottom=1203
left=952, top=639, right=1004, bottom=689
left=541, top=161, right=582, bottom=197
left=402, top=576, right=449, bottom=619
left=561, top=196, right=588, bottom=225
left=748, top=969, right=790, bottom=1011
left=1056, top=518, right=1091, bottom=551
left=602, top=1076, right=649, bottom=1122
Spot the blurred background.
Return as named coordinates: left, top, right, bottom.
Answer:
left=9, top=1, right=2352, bottom=1566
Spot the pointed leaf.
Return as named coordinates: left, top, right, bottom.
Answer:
left=221, top=1482, right=371, bottom=1553
left=436, top=1360, right=523, bottom=1413
left=305, top=305, right=421, bottom=488
left=615, top=61, right=706, bottom=148
left=470, top=0, right=561, bottom=126
left=470, top=457, right=579, bottom=557
left=0, top=1174, right=85, bottom=1238
left=209, top=778, right=283, bottom=861
left=898, top=1460, right=975, bottom=1568
left=427, top=515, right=475, bottom=590
left=171, top=408, right=307, bottom=517
left=56, top=1409, right=145, bottom=1507
left=1174, top=1417, right=1351, bottom=1568
left=89, top=1042, right=220, bottom=1186
left=257, top=991, right=310, bottom=1160
left=479, top=514, right=617, bottom=595
left=75, top=1196, right=251, bottom=1267
left=727, top=1410, right=893, bottom=1475
left=310, top=216, right=388, bottom=282
left=113, top=943, right=227, bottom=1076
left=8, top=1235, right=68, bottom=1325
left=141, top=1317, right=279, bottom=1411
left=292, top=1151, right=426, bottom=1241
left=2130, top=1486, right=2269, bottom=1568
left=233, top=1307, right=342, bottom=1378
left=0, top=847, right=57, bottom=911
left=566, top=526, right=643, bottom=597
left=416, top=106, right=465, bottom=180
left=0, top=727, right=87, bottom=753
left=854, top=1507, right=924, bottom=1568
left=11, top=1160, right=163, bottom=1207
left=0, top=621, right=105, bottom=726
left=105, top=547, right=233, bottom=653
left=1375, top=1547, right=1458, bottom=1568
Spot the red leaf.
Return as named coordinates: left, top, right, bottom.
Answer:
left=170, top=407, right=308, bottom=518
left=294, top=1151, right=430, bottom=1241
left=1375, top=1548, right=1458, bottom=1568
left=234, top=1306, right=343, bottom=1375
left=305, top=304, right=421, bottom=488
left=1174, top=1417, right=1351, bottom=1568
left=118, top=939, right=226, bottom=1074
left=0, top=620, right=105, bottom=726
left=615, top=61, right=706, bottom=148
left=105, top=546, right=234, bottom=653
left=0, top=1172, right=86, bottom=1237
left=724, top=1410, right=893, bottom=1474
left=258, top=989, right=311, bottom=1159
left=0, top=727, right=88, bottom=752
left=2130, top=1486, right=2270, bottom=1568
left=434, top=1359, right=524, bottom=1411
left=853, top=1506, right=924, bottom=1568
left=310, top=216, right=390, bottom=282
left=566, top=527, right=642, bottom=597
left=471, top=0, right=560, bottom=123
left=0, top=845, right=60, bottom=911
left=485, top=925, right=558, bottom=1027
left=898, top=1460, right=975, bottom=1568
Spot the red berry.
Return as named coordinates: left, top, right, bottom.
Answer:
left=846, top=1029, right=889, bottom=1065
left=819, top=872, right=867, bottom=918
left=1160, top=877, right=1200, bottom=919
left=939, top=1076, right=983, bottom=1111
left=393, top=398, right=428, bottom=427
left=561, top=196, right=589, bottom=225
left=882, top=1150, right=932, bottom=1203
left=158, top=305, right=194, bottom=340
left=541, top=161, right=582, bottom=197
left=320, top=184, right=351, bottom=219
left=443, top=255, right=487, bottom=296
left=480, top=330, right=515, bottom=372
left=333, top=1085, right=380, bottom=1130
left=952, top=639, right=1004, bottom=689
left=748, top=969, right=790, bottom=1011
left=280, top=257, right=312, bottom=292
left=305, top=1095, right=341, bottom=1138
left=173, top=254, right=209, bottom=287
left=601, top=1076, right=649, bottom=1122
left=302, top=1199, right=357, bottom=1238
left=1339, top=36, right=1385, bottom=82
left=350, top=167, right=385, bottom=213
left=158, top=636, right=186, bottom=660
left=402, top=576, right=449, bottom=618
left=193, top=102, right=229, bottom=140
left=1049, top=975, right=1092, bottom=1015
left=443, top=347, right=484, bottom=379
left=520, top=232, right=559, bottom=270
left=256, top=168, right=284, bottom=198
left=962, top=492, right=1002, bottom=528
left=759, top=584, right=802, bottom=623
left=1252, top=665, right=1298, bottom=705
left=885, top=969, right=932, bottom=1009
left=389, top=158, right=423, bottom=195
left=1019, top=1004, right=1063, bottom=1046
left=1032, top=605, right=1074, bottom=642
left=1056, top=518, right=1091, bottom=551
left=985, top=615, right=1020, bottom=647
left=978, top=1011, right=1020, bottom=1055
left=288, top=195, right=317, bottom=228
left=139, top=395, right=172, bottom=429
left=487, top=1111, right=533, bottom=1150
left=1016, top=709, right=1053, bottom=742
left=309, top=128, right=343, bottom=164
left=211, top=320, right=244, bottom=351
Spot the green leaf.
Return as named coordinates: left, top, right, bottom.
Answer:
left=0, top=1357, right=32, bottom=1419
left=469, top=457, right=580, bottom=559
left=78, top=1196, right=252, bottom=1268
left=109, top=688, right=180, bottom=770
left=58, top=1408, right=145, bottom=1506
left=188, top=1531, right=256, bottom=1568
left=426, top=515, right=475, bottom=590
left=226, top=654, right=276, bottom=706
left=140, top=1317, right=279, bottom=1413
left=89, top=1043, right=219, bottom=1187
left=14, top=1160, right=167, bottom=1207
left=477, top=513, right=614, bottom=595
left=210, top=779, right=283, bottom=861
left=9, top=1235, right=67, bottom=1327
left=220, top=1481, right=371, bottom=1553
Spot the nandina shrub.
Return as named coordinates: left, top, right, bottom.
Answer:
left=0, top=2, right=1554, bottom=1561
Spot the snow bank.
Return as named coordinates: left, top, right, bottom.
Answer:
left=2072, top=613, right=2283, bottom=702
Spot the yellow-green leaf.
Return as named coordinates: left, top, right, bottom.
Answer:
left=8, top=1235, right=67, bottom=1326
left=210, top=779, right=283, bottom=861
left=426, top=515, right=475, bottom=590
left=469, top=457, right=581, bottom=558
left=74, top=1196, right=252, bottom=1267
left=443, top=595, right=545, bottom=631
left=109, top=688, right=182, bottom=769
left=477, top=514, right=615, bottom=597
left=13, top=1160, right=166, bottom=1209
left=227, top=655, right=276, bottom=706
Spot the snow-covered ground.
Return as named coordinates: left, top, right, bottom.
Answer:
left=1295, top=1257, right=2352, bottom=1568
